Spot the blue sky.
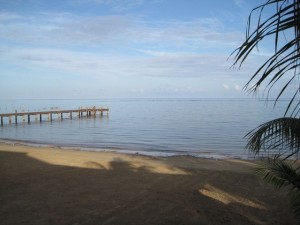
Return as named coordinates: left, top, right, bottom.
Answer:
left=0, top=0, right=288, bottom=99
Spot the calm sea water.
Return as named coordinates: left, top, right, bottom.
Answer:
left=0, top=98, right=288, bottom=159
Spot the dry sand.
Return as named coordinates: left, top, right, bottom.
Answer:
left=0, top=143, right=297, bottom=225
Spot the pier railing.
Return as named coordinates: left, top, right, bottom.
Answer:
left=0, top=106, right=109, bottom=126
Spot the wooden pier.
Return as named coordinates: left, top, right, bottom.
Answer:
left=0, top=106, right=109, bottom=126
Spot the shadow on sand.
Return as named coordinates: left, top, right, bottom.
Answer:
left=0, top=150, right=297, bottom=225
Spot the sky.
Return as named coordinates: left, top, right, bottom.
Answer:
left=0, top=0, right=291, bottom=99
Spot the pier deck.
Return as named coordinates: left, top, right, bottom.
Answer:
left=0, top=106, right=109, bottom=126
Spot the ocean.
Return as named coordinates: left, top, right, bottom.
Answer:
left=0, top=98, right=287, bottom=159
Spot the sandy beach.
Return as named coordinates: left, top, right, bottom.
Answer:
left=0, top=143, right=296, bottom=225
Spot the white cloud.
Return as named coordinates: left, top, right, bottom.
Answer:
left=0, top=12, right=22, bottom=21
left=0, top=11, right=243, bottom=52
left=222, top=84, right=230, bottom=91
left=0, top=13, right=135, bottom=46
left=233, top=0, right=251, bottom=15
left=2, top=47, right=234, bottom=78
left=0, top=4, right=273, bottom=98
left=234, top=84, right=242, bottom=91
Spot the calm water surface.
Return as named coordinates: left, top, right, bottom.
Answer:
left=0, top=98, right=287, bottom=159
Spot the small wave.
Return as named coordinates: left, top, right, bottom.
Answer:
left=0, top=138, right=253, bottom=160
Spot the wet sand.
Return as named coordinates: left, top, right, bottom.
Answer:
left=0, top=143, right=296, bottom=225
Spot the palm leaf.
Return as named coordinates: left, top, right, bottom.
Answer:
left=231, top=0, right=300, bottom=116
left=246, top=117, right=300, bottom=158
left=233, top=1, right=300, bottom=222
left=256, top=158, right=300, bottom=221
left=290, top=191, right=300, bottom=222
left=256, top=157, right=300, bottom=189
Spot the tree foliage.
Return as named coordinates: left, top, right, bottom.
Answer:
left=232, top=0, right=300, bottom=116
left=256, top=157, right=300, bottom=220
left=246, top=117, right=300, bottom=159
left=232, top=0, right=300, bottom=222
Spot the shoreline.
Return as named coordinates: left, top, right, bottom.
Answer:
left=0, top=142, right=255, bottom=170
left=0, top=138, right=254, bottom=160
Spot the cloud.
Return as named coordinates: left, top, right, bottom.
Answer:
left=0, top=12, right=22, bottom=21
left=233, top=0, right=251, bottom=15
left=2, top=47, right=235, bottom=78
left=234, top=84, right=242, bottom=91
left=0, top=13, right=136, bottom=46
left=131, top=87, right=145, bottom=94
left=221, top=83, right=244, bottom=92
left=222, top=84, right=230, bottom=91
left=73, top=0, right=144, bottom=12
left=0, top=10, right=243, bottom=52
left=0, top=5, right=269, bottom=99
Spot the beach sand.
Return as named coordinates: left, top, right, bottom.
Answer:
left=0, top=143, right=297, bottom=225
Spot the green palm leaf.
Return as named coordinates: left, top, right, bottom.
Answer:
left=246, top=117, right=300, bottom=158
left=256, top=157, right=300, bottom=189
left=256, top=158, right=300, bottom=220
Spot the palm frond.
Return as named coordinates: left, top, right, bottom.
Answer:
left=234, top=1, right=300, bottom=222
left=231, top=0, right=300, bottom=115
left=290, top=191, right=300, bottom=222
left=256, top=158, right=300, bottom=189
left=246, top=117, right=300, bottom=158
left=256, top=158, right=300, bottom=221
